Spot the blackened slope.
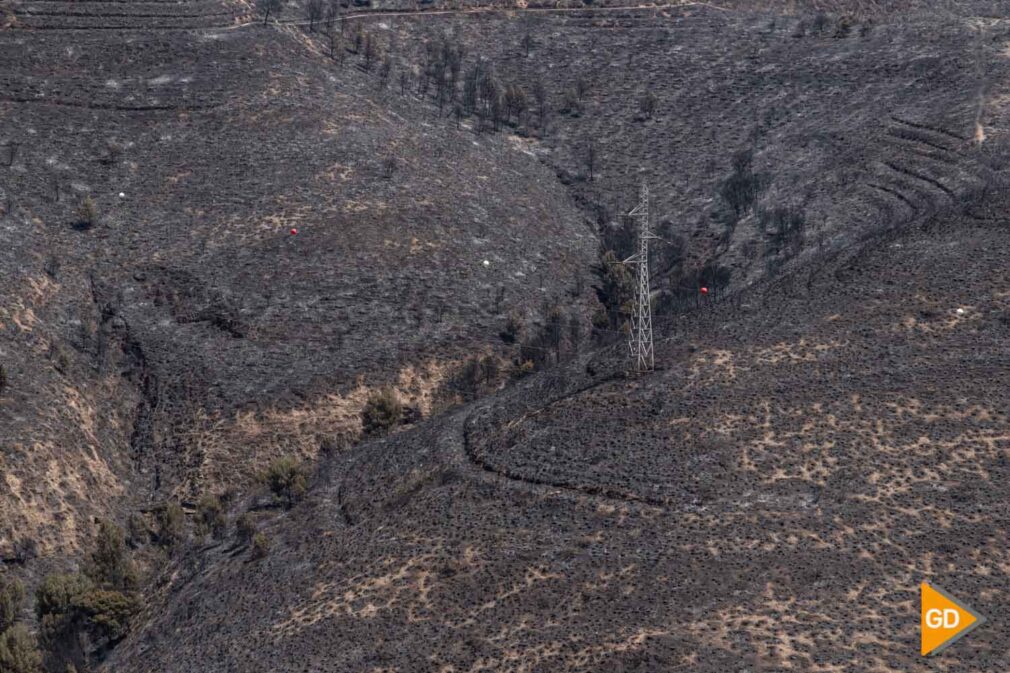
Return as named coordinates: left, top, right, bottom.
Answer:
left=0, top=1, right=596, bottom=554
left=106, top=187, right=1010, bottom=672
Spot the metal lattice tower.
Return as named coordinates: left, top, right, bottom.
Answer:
left=624, top=182, right=656, bottom=372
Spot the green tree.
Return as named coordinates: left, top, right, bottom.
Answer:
left=596, top=250, right=633, bottom=330
left=36, top=574, right=93, bottom=623
left=0, top=624, right=42, bottom=673
left=0, top=577, right=25, bottom=633
left=73, top=590, right=140, bottom=644
left=86, top=521, right=137, bottom=591
left=36, top=573, right=139, bottom=665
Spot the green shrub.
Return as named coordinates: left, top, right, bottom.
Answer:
left=361, top=388, right=402, bottom=435
left=259, top=457, right=307, bottom=508
left=0, top=577, right=25, bottom=633
left=36, top=573, right=139, bottom=656
left=195, top=494, right=227, bottom=540
left=251, top=533, right=270, bottom=560
left=73, top=589, right=140, bottom=643
left=0, top=365, right=7, bottom=396
left=0, top=624, right=42, bottom=673
left=36, top=574, right=94, bottom=622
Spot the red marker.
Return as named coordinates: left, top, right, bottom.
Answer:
left=290, top=228, right=298, bottom=235
left=700, top=287, right=709, bottom=294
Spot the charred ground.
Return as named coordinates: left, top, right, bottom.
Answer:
left=4, top=0, right=1010, bottom=671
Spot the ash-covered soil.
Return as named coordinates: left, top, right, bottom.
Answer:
left=6, top=0, right=1010, bottom=671
left=0, top=0, right=595, bottom=556
left=360, top=1, right=1010, bottom=294
left=107, top=194, right=1010, bottom=671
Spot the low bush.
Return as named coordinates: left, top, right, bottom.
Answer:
left=259, top=457, right=307, bottom=508
left=251, top=533, right=270, bottom=560
left=361, top=388, right=402, bottom=435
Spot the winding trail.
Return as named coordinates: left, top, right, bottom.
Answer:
left=454, top=368, right=677, bottom=508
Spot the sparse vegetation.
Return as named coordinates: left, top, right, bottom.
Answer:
left=259, top=457, right=308, bottom=508
left=37, top=526, right=141, bottom=671
left=361, top=388, right=402, bottom=435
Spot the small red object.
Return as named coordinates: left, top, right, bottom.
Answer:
left=700, top=287, right=709, bottom=294
left=290, top=228, right=298, bottom=235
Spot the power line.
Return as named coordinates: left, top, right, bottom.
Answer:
left=623, top=181, right=656, bottom=372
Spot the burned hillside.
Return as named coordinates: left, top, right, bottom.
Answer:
left=0, top=0, right=595, bottom=559
left=4, top=0, right=1010, bottom=671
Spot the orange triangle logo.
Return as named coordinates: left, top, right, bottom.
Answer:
left=921, top=582, right=985, bottom=656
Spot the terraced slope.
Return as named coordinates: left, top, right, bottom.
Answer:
left=0, top=0, right=596, bottom=556
left=107, top=186, right=1010, bottom=671
left=367, top=4, right=1010, bottom=297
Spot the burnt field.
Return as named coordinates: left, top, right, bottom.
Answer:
left=4, top=0, right=1010, bottom=671
left=0, top=0, right=596, bottom=557
left=107, top=205, right=1010, bottom=671
left=338, top=1, right=1010, bottom=298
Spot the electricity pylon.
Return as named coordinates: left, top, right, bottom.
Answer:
left=624, top=181, right=656, bottom=372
